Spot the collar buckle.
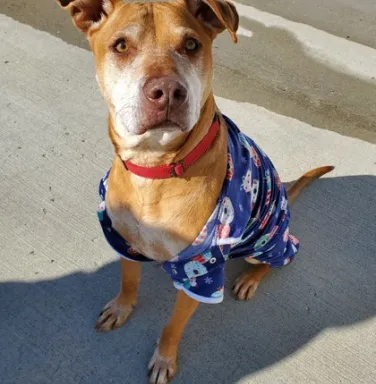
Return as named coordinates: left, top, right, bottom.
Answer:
left=170, top=161, right=185, bottom=177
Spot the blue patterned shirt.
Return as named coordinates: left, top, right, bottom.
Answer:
left=97, top=115, right=299, bottom=304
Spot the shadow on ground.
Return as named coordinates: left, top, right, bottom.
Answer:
left=213, top=17, right=376, bottom=143
left=1, top=175, right=375, bottom=384
left=234, top=0, right=376, bottom=49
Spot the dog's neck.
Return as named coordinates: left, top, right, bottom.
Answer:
left=108, top=94, right=217, bottom=168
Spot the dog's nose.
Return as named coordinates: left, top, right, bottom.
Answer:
left=143, top=77, right=188, bottom=109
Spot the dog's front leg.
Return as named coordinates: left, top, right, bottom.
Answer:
left=95, top=258, right=141, bottom=332
left=148, top=290, right=199, bottom=384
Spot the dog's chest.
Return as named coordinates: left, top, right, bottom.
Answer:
left=105, top=175, right=217, bottom=262
left=108, top=203, right=189, bottom=261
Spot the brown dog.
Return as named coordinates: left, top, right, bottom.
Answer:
left=58, top=1, right=333, bottom=382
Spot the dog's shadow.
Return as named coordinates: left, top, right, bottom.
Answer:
left=1, top=175, right=375, bottom=384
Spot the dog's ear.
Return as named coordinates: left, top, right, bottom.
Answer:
left=185, top=0, right=239, bottom=43
left=56, top=0, right=119, bottom=34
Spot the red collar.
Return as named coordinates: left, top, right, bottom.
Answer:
left=123, top=116, right=220, bottom=179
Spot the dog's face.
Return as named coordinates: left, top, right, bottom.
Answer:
left=58, top=0, right=238, bottom=148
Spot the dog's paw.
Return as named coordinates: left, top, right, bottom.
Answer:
left=148, top=346, right=177, bottom=384
left=95, top=295, right=135, bottom=332
left=232, top=271, right=261, bottom=301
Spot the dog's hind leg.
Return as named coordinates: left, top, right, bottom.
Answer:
left=233, top=165, right=334, bottom=301
left=95, top=258, right=141, bottom=332
left=232, top=259, right=271, bottom=301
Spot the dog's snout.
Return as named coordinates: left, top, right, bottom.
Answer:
left=139, top=76, right=191, bottom=133
left=143, top=77, right=188, bottom=109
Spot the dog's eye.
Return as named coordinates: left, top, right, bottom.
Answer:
left=185, top=38, right=200, bottom=53
left=113, top=38, right=127, bottom=54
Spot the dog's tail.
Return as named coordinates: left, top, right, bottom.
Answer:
left=287, top=166, right=334, bottom=204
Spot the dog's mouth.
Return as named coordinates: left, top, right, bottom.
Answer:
left=136, top=117, right=188, bottom=136
left=150, top=119, right=183, bottom=132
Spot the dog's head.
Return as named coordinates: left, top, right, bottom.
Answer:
left=58, top=0, right=238, bottom=149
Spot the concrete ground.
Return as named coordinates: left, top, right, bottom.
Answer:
left=1, top=1, right=375, bottom=384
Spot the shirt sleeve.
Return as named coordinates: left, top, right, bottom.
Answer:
left=172, top=264, right=225, bottom=304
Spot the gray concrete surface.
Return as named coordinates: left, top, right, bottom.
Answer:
left=1, top=2, right=376, bottom=384
left=1, top=0, right=376, bottom=143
